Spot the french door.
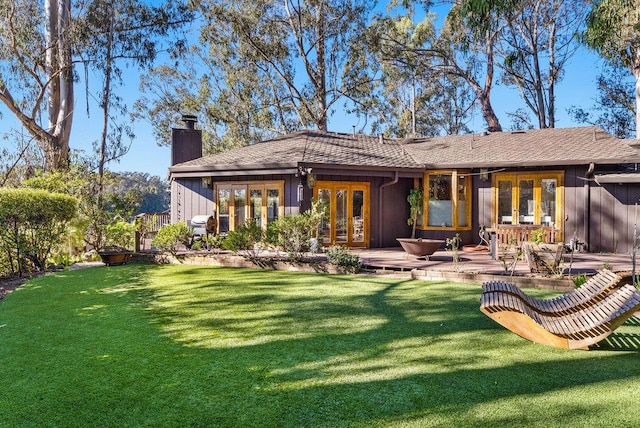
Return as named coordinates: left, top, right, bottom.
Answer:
left=494, top=172, right=564, bottom=239
left=314, top=181, right=369, bottom=247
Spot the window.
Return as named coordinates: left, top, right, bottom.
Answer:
left=215, top=181, right=284, bottom=232
left=493, top=171, right=564, bottom=239
left=423, top=171, right=471, bottom=230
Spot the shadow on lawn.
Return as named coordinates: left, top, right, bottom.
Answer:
left=113, top=265, right=640, bottom=425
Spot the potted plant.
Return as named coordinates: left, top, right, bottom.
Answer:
left=397, top=188, right=444, bottom=258
left=98, top=220, right=136, bottom=266
left=522, top=227, right=564, bottom=274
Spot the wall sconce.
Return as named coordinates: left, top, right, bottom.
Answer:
left=202, top=177, right=212, bottom=189
left=307, top=173, right=316, bottom=188
left=480, top=168, right=489, bottom=181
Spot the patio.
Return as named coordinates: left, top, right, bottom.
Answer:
left=354, top=247, right=637, bottom=289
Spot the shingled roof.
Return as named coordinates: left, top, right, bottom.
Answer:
left=170, top=126, right=640, bottom=176
left=403, top=126, right=640, bottom=168
left=169, top=129, right=422, bottom=174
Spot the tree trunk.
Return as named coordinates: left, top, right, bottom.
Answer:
left=44, top=0, right=74, bottom=171
left=482, top=32, right=503, bottom=132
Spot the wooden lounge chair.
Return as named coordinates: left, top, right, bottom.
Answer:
left=480, top=283, right=640, bottom=350
left=482, top=269, right=621, bottom=316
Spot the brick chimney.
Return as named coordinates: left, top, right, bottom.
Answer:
left=171, top=114, right=202, bottom=166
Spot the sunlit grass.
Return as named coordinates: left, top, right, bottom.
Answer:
left=0, top=264, right=639, bottom=427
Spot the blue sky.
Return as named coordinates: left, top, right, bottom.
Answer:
left=0, top=6, right=621, bottom=179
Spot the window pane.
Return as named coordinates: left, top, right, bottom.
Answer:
left=267, top=189, right=279, bottom=224
left=352, top=189, right=364, bottom=243
left=318, top=189, right=331, bottom=243
left=498, top=180, right=512, bottom=224
left=250, top=189, right=262, bottom=227
left=428, top=174, right=452, bottom=227
left=457, top=175, right=468, bottom=227
left=335, top=188, right=348, bottom=243
left=234, top=188, right=246, bottom=227
left=518, top=179, right=534, bottom=224
left=541, top=179, right=557, bottom=226
left=218, top=188, right=230, bottom=233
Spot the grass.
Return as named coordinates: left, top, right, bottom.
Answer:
left=1, top=264, right=640, bottom=427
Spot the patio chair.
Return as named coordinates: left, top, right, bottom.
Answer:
left=480, top=283, right=640, bottom=350
left=482, top=269, right=621, bottom=316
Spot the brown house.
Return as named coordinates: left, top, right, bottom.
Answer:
left=169, top=123, right=640, bottom=253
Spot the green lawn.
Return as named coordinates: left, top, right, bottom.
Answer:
left=1, top=264, right=639, bottom=427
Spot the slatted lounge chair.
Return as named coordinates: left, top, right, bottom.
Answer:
left=482, top=269, right=621, bottom=316
left=480, top=283, right=640, bottom=350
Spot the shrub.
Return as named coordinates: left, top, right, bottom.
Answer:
left=151, top=222, right=191, bottom=255
left=222, top=220, right=263, bottom=257
left=103, top=220, right=137, bottom=251
left=0, top=188, right=78, bottom=275
left=325, top=245, right=361, bottom=273
left=272, top=214, right=315, bottom=261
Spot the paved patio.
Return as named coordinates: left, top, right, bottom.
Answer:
left=353, top=247, right=637, bottom=287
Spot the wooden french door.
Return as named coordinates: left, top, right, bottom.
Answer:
left=494, top=172, right=564, bottom=240
left=314, top=181, right=369, bottom=247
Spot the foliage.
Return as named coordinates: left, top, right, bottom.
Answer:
left=0, top=188, right=78, bottom=275
left=221, top=220, right=264, bottom=257
left=567, top=64, right=636, bottom=138
left=446, top=233, right=463, bottom=271
left=0, top=0, right=74, bottom=171
left=109, top=172, right=170, bottom=213
left=583, top=0, right=640, bottom=138
left=271, top=214, right=316, bottom=261
left=345, top=12, right=474, bottom=137
left=407, top=188, right=423, bottom=239
left=498, top=0, right=588, bottom=129
left=22, top=166, right=164, bottom=251
left=103, top=220, right=136, bottom=251
left=530, top=227, right=547, bottom=244
left=573, top=273, right=588, bottom=287
left=324, top=245, right=362, bottom=272
left=136, top=0, right=373, bottom=150
left=151, top=222, right=191, bottom=255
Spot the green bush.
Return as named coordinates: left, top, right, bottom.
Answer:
left=272, top=214, right=315, bottom=261
left=325, top=245, right=361, bottom=272
left=151, top=222, right=191, bottom=255
left=222, top=221, right=263, bottom=256
left=0, top=188, right=78, bottom=275
left=103, top=220, right=137, bottom=251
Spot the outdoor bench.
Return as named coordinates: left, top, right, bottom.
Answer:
left=481, top=269, right=621, bottom=316
left=480, top=280, right=640, bottom=350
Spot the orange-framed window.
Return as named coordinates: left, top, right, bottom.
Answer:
left=215, top=181, right=284, bottom=233
left=421, top=170, right=472, bottom=231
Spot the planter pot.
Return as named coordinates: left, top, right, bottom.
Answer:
left=522, top=242, right=564, bottom=274
left=98, top=250, right=133, bottom=266
left=397, top=238, right=444, bottom=259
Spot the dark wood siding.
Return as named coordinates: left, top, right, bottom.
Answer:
left=170, top=178, right=214, bottom=223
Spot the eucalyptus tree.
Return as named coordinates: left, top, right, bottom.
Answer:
left=344, top=11, right=474, bottom=137
left=0, top=0, right=74, bottom=171
left=428, top=0, right=517, bottom=132
left=583, top=0, right=640, bottom=139
left=568, top=64, right=636, bottom=139
left=499, top=0, right=587, bottom=129
left=72, top=0, right=190, bottom=248
left=137, top=0, right=373, bottom=151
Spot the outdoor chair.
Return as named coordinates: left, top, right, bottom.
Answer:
left=482, top=269, right=622, bottom=316
left=480, top=280, right=640, bottom=350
